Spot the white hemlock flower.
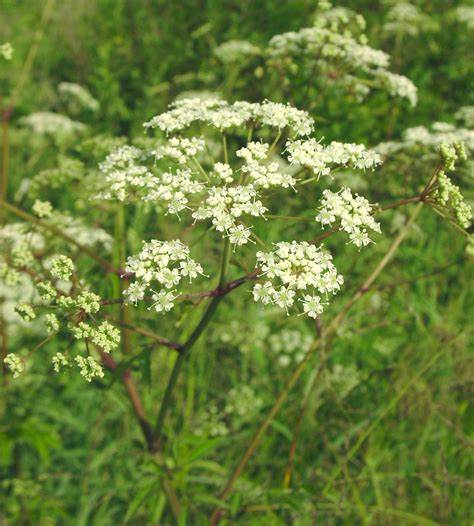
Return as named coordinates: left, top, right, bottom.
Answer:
left=253, top=241, right=343, bottom=317
left=316, top=187, right=381, bottom=247
left=124, top=239, right=204, bottom=314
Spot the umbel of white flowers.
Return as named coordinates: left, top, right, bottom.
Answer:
left=102, top=97, right=382, bottom=318
left=253, top=242, right=344, bottom=318
left=123, top=239, right=205, bottom=312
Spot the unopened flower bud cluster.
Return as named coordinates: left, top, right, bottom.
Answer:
left=3, top=353, right=24, bottom=378
left=0, top=42, right=13, bottom=60
left=8, top=254, right=120, bottom=381
left=434, top=143, right=472, bottom=229
left=214, top=40, right=261, bottom=64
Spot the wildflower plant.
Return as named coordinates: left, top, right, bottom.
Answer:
left=3, top=92, right=471, bottom=407
left=212, top=1, right=418, bottom=110
left=0, top=4, right=472, bottom=522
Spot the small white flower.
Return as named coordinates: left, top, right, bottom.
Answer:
left=228, top=224, right=253, bottom=248
left=301, top=295, right=326, bottom=319
left=316, top=188, right=380, bottom=247
left=150, top=290, right=176, bottom=313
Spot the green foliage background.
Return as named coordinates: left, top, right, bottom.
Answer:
left=0, top=1, right=472, bottom=525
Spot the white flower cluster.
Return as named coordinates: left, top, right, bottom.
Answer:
left=32, top=199, right=53, bottom=218
left=265, top=7, right=417, bottom=106
left=96, top=98, right=383, bottom=255
left=97, top=145, right=154, bottom=201
left=45, top=313, right=60, bottom=333
left=455, top=106, right=474, bottom=128
left=153, top=136, right=205, bottom=164
left=316, top=188, right=381, bottom=247
left=37, top=281, right=57, bottom=302
left=195, top=403, right=229, bottom=437
left=378, top=71, right=418, bottom=107
left=124, top=239, right=204, bottom=312
left=75, top=290, right=101, bottom=314
left=253, top=241, right=343, bottom=317
left=406, top=123, right=474, bottom=150
left=52, top=352, right=68, bottom=372
left=196, top=385, right=263, bottom=437
left=20, top=257, right=121, bottom=353
left=236, top=141, right=296, bottom=188
left=224, top=386, right=263, bottom=418
left=193, top=184, right=264, bottom=248
left=74, top=356, right=104, bottom=382
left=15, top=302, right=36, bottom=322
left=11, top=241, right=34, bottom=268
left=454, top=6, right=474, bottom=30
left=314, top=4, right=366, bottom=29
left=268, top=27, right=388, bottom=70
left=383, top=2, right=433, bottom=37
left=0, top=42, right=13, bottom=60
left=58, top=82, right=99, bottom=112
left=376, top=121, right=474, bottom=157
left=144, top=98, right=313, bottom=136
left=269, top=329, right=313, bottom=367
left=144, top=167, right=205, bottom=215
left=4, top=353, right=24, bottom=378
left=286, top=139, right=381, bottom=177
left=214, top=40, right=261, bottom=64
left=56, top=213, right=113, bottom=250
left=20, top=112, right=85, bottom=136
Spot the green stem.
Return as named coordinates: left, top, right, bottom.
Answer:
left=265, top=214, right=313, bottom=222
left=247, top=125, right=254, bottom=143
left=218, top=238, right=231, bottom=288
left=192, top=156, right=210, bottom=182
left=268, top=131, right=282, bottom=157
left=222, top=134, right=229, bottom=164
left=115, top=204, right=132, bottom=354
left=154, top=238, right=231, bottom=439
left=209, top=204, right=424, bottom=524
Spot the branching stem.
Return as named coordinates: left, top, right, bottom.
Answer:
left=209, top=203, right=424, bottom=524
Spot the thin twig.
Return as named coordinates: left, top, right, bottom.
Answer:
left=154, top=237, right=233, bottom=445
